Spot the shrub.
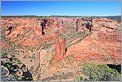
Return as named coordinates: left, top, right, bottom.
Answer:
left=76, top=63, right=121, bottom=81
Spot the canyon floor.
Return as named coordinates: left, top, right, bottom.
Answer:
left=1, top=16, right=121, bottom=81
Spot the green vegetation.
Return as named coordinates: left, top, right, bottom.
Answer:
left=75, top=75, right=82, bottom=81
left=51, top=52, right=55, bottom=60
left=103, top=56, right=111, bottom=61
left=76, top=63, right=121, bottom=81
left=92, top=45, right=113, bottom=62
left=66, top=31, right=89, bottom=48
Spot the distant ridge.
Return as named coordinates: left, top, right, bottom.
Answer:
left=1, top=15, right=121, bottom=17
left=1, top=15, right=121, bottom=23
left=102, top=16, right=121, bottom=23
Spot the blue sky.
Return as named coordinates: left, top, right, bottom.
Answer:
left=1, top=1, right=121, bottom=16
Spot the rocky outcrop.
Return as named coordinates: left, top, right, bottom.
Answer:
left=1, top=16, right=121, bottom=81
left=54, top=33, right=66, bottom=64
left=1, top=53, right=33, bottom=81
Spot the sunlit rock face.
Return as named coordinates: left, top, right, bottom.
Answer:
left=1, top=16, right=121, bottom=81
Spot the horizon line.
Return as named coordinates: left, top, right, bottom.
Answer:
left=1, top=15, right=121, bottom=17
